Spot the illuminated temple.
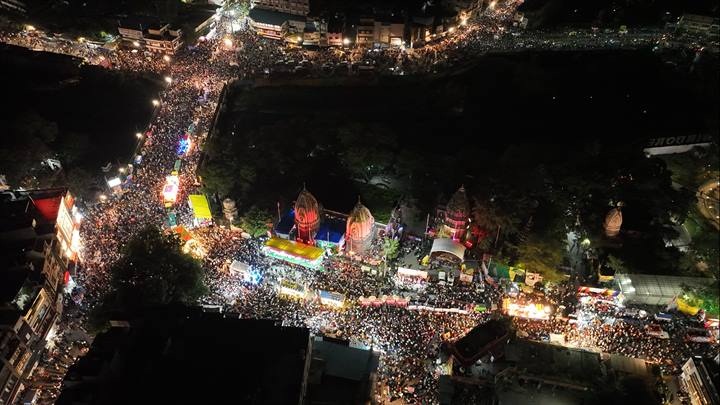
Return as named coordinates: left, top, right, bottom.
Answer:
left=267, top=187, right=345, bottom=268
left=346, top=199, right=375, bottom=255
left=441, top=185, right=470, bottom=241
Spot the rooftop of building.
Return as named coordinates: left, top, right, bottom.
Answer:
left=307, top=338, right=379, bottom=404
left=118, top=17, right=164, bottom=32
left=452, top=319, right=509, bottom=364
left=0, top=265, right=44, bottom=318
left=505, top=339, right=603, bottom=386
left=57, top=307, right=310, bottom=405
left=249, top=7, right=307, bottom=26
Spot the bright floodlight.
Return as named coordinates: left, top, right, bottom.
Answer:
left=78, top=37, right=85, bottom=42
left=343, top=38, right=351, bottom=45
left=152, top=99, right=160, bottom=106
left=164, top=76, right=172, bottom=84
left=136, top=132, right=143, bottom=138
left=223, top=37, right=233, bottom=47
left=26, top=25, right=35, bottom=31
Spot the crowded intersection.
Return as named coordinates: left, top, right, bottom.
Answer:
left=1, top=3, right=716, bottom=404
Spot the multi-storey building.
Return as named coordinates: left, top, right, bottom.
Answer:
left=680, top=357, right=720, bottom=405
left=676, top=14, right=720, bottom=39
left=118, top=21, right=184, bottom=54
left=355, top=17, right=405, bottom=47
left=1, top=189, right=72, bottom=405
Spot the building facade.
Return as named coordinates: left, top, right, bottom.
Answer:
left=1, top=189, right=71, bottom=405
left=680, top=357, right=720, bottom=405
left=118, top=22, right=183, bottom=54
left=676, top=14, right=720, bottom=39
left=356, top=18, right=405, bottom=47
left=249, top=8, right=306, bottom=40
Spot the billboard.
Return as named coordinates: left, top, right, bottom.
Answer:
left=56, top=192, right=81, bottom=261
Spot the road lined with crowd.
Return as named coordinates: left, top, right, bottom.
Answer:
left=1, top=5, right=715, bottom=404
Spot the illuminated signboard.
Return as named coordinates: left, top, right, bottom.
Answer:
left=318, top=290, right=345, bottom=307
left=279, top=279, right=307, bottom=298
left=56, top=192, right=81, bottom=260
left=163, top=175, right=180, bottom=206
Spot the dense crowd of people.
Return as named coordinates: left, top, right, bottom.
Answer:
left=0, top=5, right=712, bottom=404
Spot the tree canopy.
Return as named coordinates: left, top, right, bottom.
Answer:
left=383, top=238, right=400, bottom=261
left=238, top=206, right=273, bottom=238
left=89, top=225, right=207, bottom=330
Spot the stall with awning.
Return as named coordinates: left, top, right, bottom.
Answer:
left=188, top=194, right=212, bottom=226
left=430, top=238, right=466, bottom=262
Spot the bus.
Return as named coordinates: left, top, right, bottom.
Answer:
left=654, top=313, right=673, bottom=322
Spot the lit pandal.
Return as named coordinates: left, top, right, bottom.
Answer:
left=502, top=298, right=553, bottom=320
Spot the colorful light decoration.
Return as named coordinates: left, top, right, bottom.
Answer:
left=163, top=175, right=180, bottom=207
left=503, top=298, right=552, bottom=320
left=177, top=134, right=192, bottom=155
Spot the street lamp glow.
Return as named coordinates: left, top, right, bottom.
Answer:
left=164, top=76, right=172, bottom=84
left=343, top=38, right=351, bottom=46
left=581, top=238, right=591, bottom=246
left=223, top=37, right=233, bottom=48
left=119, top=167, right=126, bottom=174
left=26, top=25, right=35, bottom=32
left=132, top=41, right=140, bottom=47
left=448, top=27, right=455, bottom=33
left=163, top=54, right=171, bottom=62
left=78, top=37, right=85, bottom=43
left=152, top=99, right=160, bottom=106
left=136, top=132, right=143, bottom=138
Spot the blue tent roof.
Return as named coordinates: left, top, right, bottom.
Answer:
left=274, top=209, right=344, bottom=244
left=315, top=216, right=344, bottom=244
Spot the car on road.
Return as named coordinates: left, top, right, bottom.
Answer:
left=654, top=312, right=673, bottom=322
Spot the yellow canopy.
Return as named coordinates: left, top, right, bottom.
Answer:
left=188, top=194, right=212, bottom=219
left=265, top=237, right=324, bottom=261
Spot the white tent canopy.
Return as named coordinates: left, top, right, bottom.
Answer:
left=229, top=260, right=250, bottom=275
left=430, top=238, right=466, bottom=261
